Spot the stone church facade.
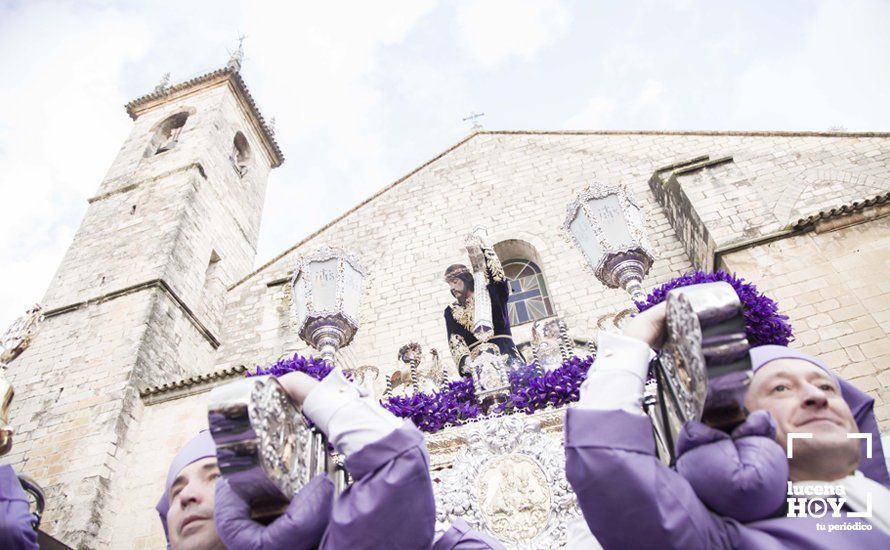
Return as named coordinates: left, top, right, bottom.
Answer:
left=3, top=64, right=889, bottom=548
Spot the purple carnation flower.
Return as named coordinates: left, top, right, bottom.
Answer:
left=382, top=378, right=482, bottom=433
left=635, top=270, right=793, bottom=347
left=246, top=353, right=600, bottom=433
left=248, top=353, right=335, bottom=380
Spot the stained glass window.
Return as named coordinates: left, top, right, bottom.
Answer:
left=503, top=259, right=554, bottom=326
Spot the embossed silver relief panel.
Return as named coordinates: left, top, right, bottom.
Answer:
left=434, top=414, right=582, bottom=549
left=208, top=376, right=320, bottom=518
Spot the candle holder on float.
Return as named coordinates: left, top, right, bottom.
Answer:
left=209, top=247, right=366, bottom=517
left=291, top=246, right=367, bottom=364
left=565, top=184, right=753, bottom=462
left=398, top=343, right=423, bottom=395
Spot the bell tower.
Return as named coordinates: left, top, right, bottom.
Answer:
left=1, top=59, right=282, bottom=546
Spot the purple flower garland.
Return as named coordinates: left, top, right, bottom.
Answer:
left=381, top=379, right=482, bottom=432
left=498, top=355, right=594, bottom=415
left=635, top=270, right=794, bottom=347
left=247, top=353, right=589, bottom=433
left=247, top=270, right=791, bottom=433
left=252, top=354, right=335, bottom=380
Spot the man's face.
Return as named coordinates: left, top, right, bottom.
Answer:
left=167, top=457, right=225, bottom=550
left=745, top=359, right=860, bottom=472
left=448, top=277, right=472, bottom=305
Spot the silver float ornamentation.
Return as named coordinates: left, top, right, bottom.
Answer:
left=0, top=304, right=43, bottom=365
left=564, top=182, right=654, bottom=302
left=291, top=246, right=367, bottom=363
left=468, top=351, right=511, bottom=397
left=530, top=317, right=573, bottom=373
left=433, top=414, right=583, bottom=549
left=659, top=281, right=752, bottom=431
left=208, top=375, right=325, bottom=518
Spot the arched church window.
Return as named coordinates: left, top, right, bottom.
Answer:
left=503, top=259, right=554, bottom=325
left=231, top=132, right=251, bottom=177
left=145, top=112, right=188, bottom=157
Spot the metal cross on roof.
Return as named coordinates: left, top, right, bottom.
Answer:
left=463, top=112, right=485, bottom=132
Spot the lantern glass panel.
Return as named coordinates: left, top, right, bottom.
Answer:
left=569, top=208, right=603, bottom=267
left=341, top=266, right=363, bottom=319
left=293, top=272, right=308, bottom=326
left=586, top=194, right=634, bottom=248
left=307, top=258, right=339, bottom=313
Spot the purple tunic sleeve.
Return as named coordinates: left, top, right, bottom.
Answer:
left=433, top=518, right=506, bottom=550
left=214, top=473, right=334, bottom=549
left=564, top=408, right=739, bottom=549
left=321, top=422, right=436, bottom=549
left=0, top=465, right=38, bottom=550
left=675, top=410, right=789, bottom=522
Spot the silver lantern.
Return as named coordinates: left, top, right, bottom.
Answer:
left=207, top=375, right=326, bottom=518
left=659, top=281, right=752, bottom=429
left=291, top=246, right=367, bottom=363
left=641, top=281, right=753, bottom=463
left=564, top=183, right=654, bottom=302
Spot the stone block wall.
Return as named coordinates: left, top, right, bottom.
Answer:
left=108, top=385, right=224, bottom=549
left=1, top=74, right=276, bottom=547
left=2, top=292, right=153, bottom=546
left=722, top=211, right=890, bottom=430
left=215, top=132, right=890, bottom=399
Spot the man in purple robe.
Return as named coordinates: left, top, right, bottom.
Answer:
left=565, top=302, right=890, bottom=549
left=158, top=367, right=503, bottom=549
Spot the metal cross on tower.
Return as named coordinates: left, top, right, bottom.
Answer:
left=227, top=34, right=247, bottom=72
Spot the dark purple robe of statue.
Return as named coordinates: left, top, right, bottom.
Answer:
left=0, top=465, right=37, bottom=550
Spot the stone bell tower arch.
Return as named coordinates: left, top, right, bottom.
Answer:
left=0, top=61, right=282, bottom=547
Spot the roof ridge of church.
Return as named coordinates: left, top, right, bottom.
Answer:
left=229, top=131, right=481, bottom=290
left=229, top=128, right=890, bottom=291
left=140, top=364, right=249, bottom=397
left=792, top=190, right=890, bottom=229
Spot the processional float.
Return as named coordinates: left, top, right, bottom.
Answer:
left=564, top=182, right=753, bottom=463
left=208, top=247, right=365, bottom=517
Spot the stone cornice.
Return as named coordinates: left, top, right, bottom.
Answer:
left=140, top=365, right=248, bottom=404
left=792, top=191, right=890, bottom=231
left=43, top=278, right=220, bottom=349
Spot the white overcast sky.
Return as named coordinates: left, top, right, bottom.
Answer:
left=0, top=0, right=888, bottom=329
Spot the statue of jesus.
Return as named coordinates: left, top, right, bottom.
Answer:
left=443, top=228, right=523, bottom=378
